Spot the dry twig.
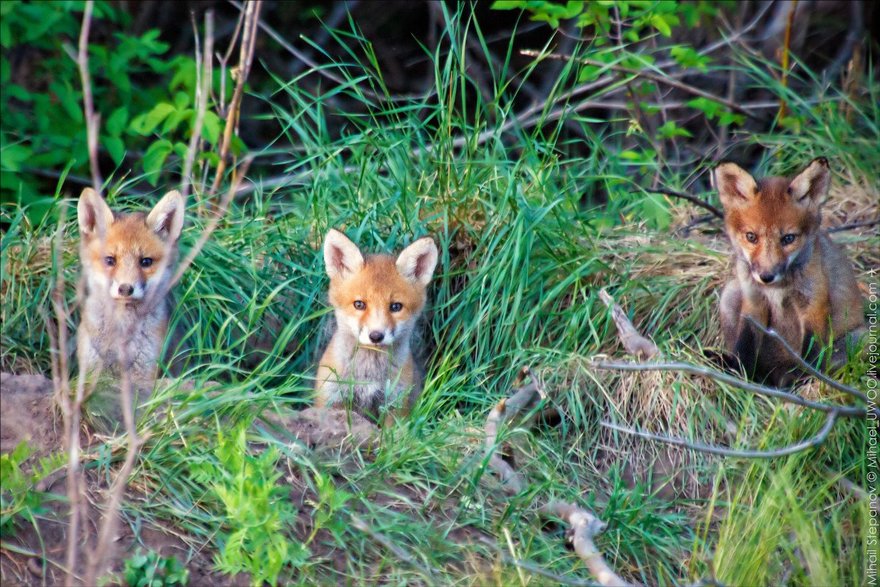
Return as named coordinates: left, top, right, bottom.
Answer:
left=589, top=286, right=868, bottom=458
left=599, top=289, right=659, bottom=360
left=777, top=0, right=799, bottom=120
left=476, top=368, right=629, bottom=585
left=76, top=0, right=101, bottom=191
left=541, top=501, right=632, bottom=587
left=520, top=49, right=761, bottom=120
left=590, top=360, right=865, bottom=418
left=482, top=367, right=548, bottom=495
left=828, top=216, right=880, bottom=233
left=46, top=207, right=84, bottom=587
left=743, top=316, right=874, bottom=410
left=81, top=157, right=251, bottom=586
left=181, top=10, right=214, bottom=198
left=601, top=410, right=838, bottom=459
left=641, top=188, right=724, bottom=220
left=55, top=6, right=252, bottom=583
left=209, top=0, right=261, bottom=199
left=83, top=362, right=143, bottom=583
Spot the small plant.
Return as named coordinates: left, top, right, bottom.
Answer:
left=205, top=425, right=308, bottom=587
left=0, top=442, right=64, bottom=538
left=307, top=471, right=353, bottom=544
left=123, top=550, right=189, bottom=587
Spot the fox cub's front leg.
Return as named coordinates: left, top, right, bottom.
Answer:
left=720, top=279, right=769, bottom=374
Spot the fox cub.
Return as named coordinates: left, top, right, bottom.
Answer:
left=315, top=229, right=439, bottom=422
left=715, top=157, right=865, bottom=385
left=77, top=188, right=185, bottom=387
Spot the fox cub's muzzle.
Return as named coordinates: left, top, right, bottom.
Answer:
left=751, top=265, right=784, bottom=286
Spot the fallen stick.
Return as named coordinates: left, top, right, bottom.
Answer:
left=475, top=367, right=631, bottom=585
left=483, top=374, right=545, bottom=495
left=599, top=289, right=658, bottom=360
left=744, top=316, right=873, bottom=408
left=541, top=501, right=632, bottom=587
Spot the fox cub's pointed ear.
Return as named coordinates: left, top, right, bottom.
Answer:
left=396, top=237, right=438, bottom=286
left=147, top=190, right=185, bottom=241
left=77, top=188, right=114, bottom=239
left=713, top=162, right=758, bottom=209
left=788, top=157, right=830, bottom=206
left=324, top=229, right=364, bottom=279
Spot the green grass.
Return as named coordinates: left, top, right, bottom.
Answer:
left=1, top=7, right=877, bottom=586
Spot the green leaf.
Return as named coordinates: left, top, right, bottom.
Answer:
left=670, top=45, right=711, bottom=72
left=142, top=139, right=173, bottom=185
left=619, top=150, right=643, bottom=161
left=173, top=91, right=191, bottom=110
left=490, top=1, right=525, bottom=10
left=650, top=14, right=672, bottom=36
left=103, top=135, right=126, bottom=165
left=718, top=111, right=745, bottom=126
left=201, top=111, right=222, bottom=145
left=162, top=108, right=191, bottom=134
left=0, top=143, right=32, bottom=172
left=50, top=81, right=83, bottom=124
left=657, top=120, right=693, bottom=139
left=687, top=97, right=723, bottom=119
left=131, top=103, right=175, bottom=135
left=105, top=106, right=129, bottom=137
left=168, top=57, right=197, bottom=91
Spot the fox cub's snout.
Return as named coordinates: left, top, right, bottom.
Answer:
left=315, top=229, right=439, bottom=421
left=78, top=188, right=185, bottom=303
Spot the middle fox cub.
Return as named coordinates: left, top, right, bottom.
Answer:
left=315, top=229, right=439, bottom=421
left=715, top=157, right=865, bottom=386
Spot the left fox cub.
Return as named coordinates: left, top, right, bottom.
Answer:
left=77, top=188, right=185, bottom=386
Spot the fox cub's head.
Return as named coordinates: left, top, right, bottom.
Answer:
left=324, top=229, right=438, bottom=348
left=714, top=157, right=830, bottom=286
left=78, top=188, right=185, bottom=303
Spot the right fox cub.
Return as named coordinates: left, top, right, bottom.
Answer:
left=715, top=157, right=866, bottom=386
left=314, top=229, right=439, bottom=423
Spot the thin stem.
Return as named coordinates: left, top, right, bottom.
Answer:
left=76, top=0, right=101, bottom=191
left=744, top=316, right=872, bottom=407
left=589, top=360, right=866, bottom=418
left=601, top=409, right=838, bottom=458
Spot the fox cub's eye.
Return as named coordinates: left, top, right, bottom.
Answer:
left=140, top=257, right=154, bottom=268
left=104, top=256, right=116, bottom=267
left=745, top=232, right=758, bottom=244
left=389, top=302, right=403, bottom=313
left=780, top=234, right=797, bottom=246
left=353, top=300, right=366, bottom=310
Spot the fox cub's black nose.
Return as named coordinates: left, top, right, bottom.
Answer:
left=118, top=283, right=135, bottom=297
left=368, top=331, right=385, bottom=343
left=758, top=273, right=776, bottom=284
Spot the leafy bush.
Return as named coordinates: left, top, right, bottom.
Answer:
left=0, top=0, right=233, bottom=225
